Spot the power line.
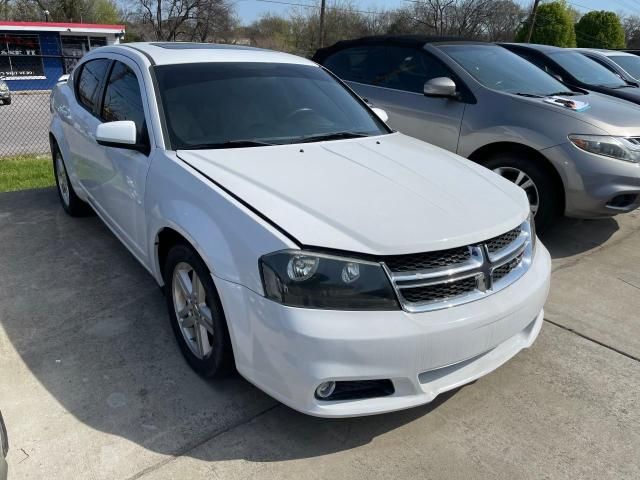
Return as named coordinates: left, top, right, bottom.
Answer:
left=244, top=0, right=392, bottom=17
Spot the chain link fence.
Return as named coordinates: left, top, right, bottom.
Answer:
left=1, top=32, right=104, bottom=159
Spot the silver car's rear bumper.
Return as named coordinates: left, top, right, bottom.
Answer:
left=544, top=142, right=640, bottom=218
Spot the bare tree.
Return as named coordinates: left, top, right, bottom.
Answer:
left=133, top=0, right=234, bottom=42
left=621, top=13, right=640, bottom=48
left=482, top=0, right=526, bottom=41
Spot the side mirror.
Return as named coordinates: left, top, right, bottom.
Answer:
left=423, top=77, right=457, bottom=97
left=96, top=120, right=147, bottom=153
left=371, top=107, right=388, bottom=122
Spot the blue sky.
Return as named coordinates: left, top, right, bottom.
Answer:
left=234, top=0, right=638, bottom=25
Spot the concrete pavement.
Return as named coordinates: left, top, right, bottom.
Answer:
left=0, top=188, right=638, bottom=479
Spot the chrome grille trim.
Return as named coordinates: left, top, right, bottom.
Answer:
left=382, top=222, right=533, bottom=313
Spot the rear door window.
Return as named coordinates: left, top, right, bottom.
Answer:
left=323, top=46, right=388, bottom=84
left=375, top=47, right=451, bottom=93
left=76, top=58, right=110, bottom=112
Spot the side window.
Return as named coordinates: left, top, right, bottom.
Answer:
left=518, top=52, right=560, bottom=78
left=588, top=56, right=617, bottom=74
left=76, top=58, right=110, bottom=112
left=323, top=46, right=387, bottom=84
left=101, top=61, right=147, bottom=142
left=375, top=47, right=451, bottom=93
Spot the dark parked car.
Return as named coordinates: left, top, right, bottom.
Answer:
left=0, top=411, right=7, bottom=480
left=500, top=43, right=640, bottom=106
left=0, top=79, right=11, bottom=105
left=573, top=49, right=640, bottom=85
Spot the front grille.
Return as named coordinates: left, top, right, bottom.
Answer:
left=492, top=251, right=524, bottom=282
left=486, top=226, right=522, bottom=253
left=400, top=277, right=477, bottom=304
left=382, top=221, right=531, bottom=312
left=382, top=246, right=471, bottom=272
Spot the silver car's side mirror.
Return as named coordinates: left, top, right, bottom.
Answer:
left=423, top=77, right=457, bottom=97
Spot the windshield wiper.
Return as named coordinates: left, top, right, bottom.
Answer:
left=513, top=92, right=545, bottom=98
left=547, top=91, right=581, bottom=96
left=610, top=84, right=635, bottom=89
left=296, top=131, right=370, bottom=144
left=182, top=139, right=275, bottom=150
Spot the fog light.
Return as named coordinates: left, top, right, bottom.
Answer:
left=315, top=381, right=336, bottom=399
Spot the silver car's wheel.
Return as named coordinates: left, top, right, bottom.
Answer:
left=171, top=262, right=215, bottom=360
left=493, top=166, right=540, bottom=216
left=55, top=152, right=70, bottom=207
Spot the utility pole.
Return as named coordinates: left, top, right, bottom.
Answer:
left=525, top=0, right=541, bottom=43
left=319, top=0, right=326, bottom=48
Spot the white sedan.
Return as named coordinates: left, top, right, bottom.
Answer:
left=49, top=42, right=551, bottom=417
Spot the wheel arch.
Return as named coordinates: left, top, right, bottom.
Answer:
left=468, top=141, right=566, bottom=214
left=154, top=225, right=199, bottom=286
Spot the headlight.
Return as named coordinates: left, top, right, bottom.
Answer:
left=259, top=250, right=400, bottom=310
left=569, top=134, right=640, bottom=163
left=0, top=83, right=7, bottom=92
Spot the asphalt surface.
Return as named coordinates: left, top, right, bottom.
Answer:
left=0, top=93, right=51, bottom=157
left=0, top=188, right=639, bottom=479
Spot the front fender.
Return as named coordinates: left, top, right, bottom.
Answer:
left=145, top=153, right=297, bottom=293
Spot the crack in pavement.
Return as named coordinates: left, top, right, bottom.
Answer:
left=123, top=403, right=280, bottom=480
left=619, top=277, right=640, bottom=291
left=544, top=318, right=640, bottom=363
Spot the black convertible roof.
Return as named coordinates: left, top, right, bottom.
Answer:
left=313, top=35, right=484, bottom=62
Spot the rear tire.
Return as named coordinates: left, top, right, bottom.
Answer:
left=164, top=243, right=235, bottom=378
left=52, top=146, right=92, bottom=217
left=482, top=153, right=560, bottom=233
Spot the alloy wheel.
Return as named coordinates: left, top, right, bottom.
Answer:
left=55, top=153, right=70, bottom=207
left=493, top=166, right=540, bottom=216
left=171, top=262, right=215, bottom=359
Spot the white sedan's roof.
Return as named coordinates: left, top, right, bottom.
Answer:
left=121, top=42, right=317, bottom=67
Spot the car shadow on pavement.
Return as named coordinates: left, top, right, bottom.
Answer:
left=0, top=188, right=458, bottom=466
left=540, top=216, right=619, bottom=260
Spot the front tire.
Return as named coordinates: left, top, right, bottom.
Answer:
left=52, top=146, right=91, bottom=216
left=483, top=153, right=560, bottom=233
left=164, top=243, right=235, bottom=378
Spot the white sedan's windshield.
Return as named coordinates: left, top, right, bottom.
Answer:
left=154, top=62, right=389, bottom=149
left=440, top=44, right=569, bottom=96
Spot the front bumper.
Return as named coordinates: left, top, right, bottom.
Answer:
left=216, top=244, right=551, bottom=417
left=544, top=142, right=640, bottom=218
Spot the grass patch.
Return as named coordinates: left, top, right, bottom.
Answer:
left=0, top=154, right=54, bottom=193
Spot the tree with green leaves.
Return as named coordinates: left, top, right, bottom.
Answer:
left=575, top=11, right=625, bottom=49
left=516, top=1, right=576, bottom=47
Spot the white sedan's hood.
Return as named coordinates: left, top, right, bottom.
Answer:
left=178, top=133, right=529, bottom=255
